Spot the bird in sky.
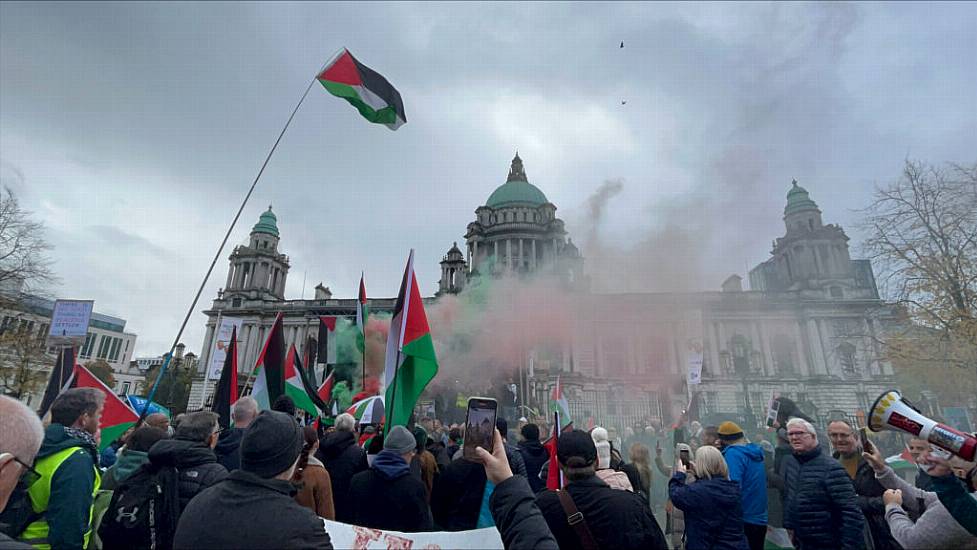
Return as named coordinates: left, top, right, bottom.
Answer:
left=620, top=41, right=624, bottom=48
left=621, top=100, right=627, bottom=105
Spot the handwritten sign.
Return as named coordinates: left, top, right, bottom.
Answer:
left=46, top=300, right=94, bottom=347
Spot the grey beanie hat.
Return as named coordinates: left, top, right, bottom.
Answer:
left=384, top=425, right=416, bottom=454
left=240, top=410, right=304, bottom=478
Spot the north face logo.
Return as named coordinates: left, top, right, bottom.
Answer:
left=185, top=471, right=199, bottom=478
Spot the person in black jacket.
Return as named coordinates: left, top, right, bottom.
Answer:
left=669, top=445, right=749, bottom=550
left=173, top=410, right=332, bottom=549
left=783, top=418, right=865, bottom=549
left=535, top=430, right=668, bottom=550
left=214, top=396, right=258, bottom=472
left=146, top=411, right=228, bottom=512
left=315, top=412, right=368, bottom=523
left=347, top=425, right=434, bottom=532
left=828, top=420, right=901, bottom=550
left=517, top=423, right=549, bottom=493
left=430, top=455, right=488, bottom=530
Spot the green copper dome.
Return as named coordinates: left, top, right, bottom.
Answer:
left=252, top=206, right=280, bottom=237
left=784, top=180, right=818, bottom=216
left=486, top=153, right=549, bottom=207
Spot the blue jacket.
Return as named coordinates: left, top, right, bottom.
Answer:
left=669, top=472, right=749, bottom=550
left=783, top=447, right=865, bottom=549
left=722, top=443, right=768, bottom=525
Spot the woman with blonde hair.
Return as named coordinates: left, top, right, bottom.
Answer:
left=669, top=445, right=749, bottom=550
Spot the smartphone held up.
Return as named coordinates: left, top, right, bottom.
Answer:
left=463, top=397, right=498, bottom=461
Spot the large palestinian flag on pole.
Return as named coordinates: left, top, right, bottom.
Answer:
left=383, top=250, right=438, bottom=435
left=356, top=273, right=368, bottom=357
left=211, top=326, right=238, bottom=428
left=286, top=343, right=326, bottom=416
left=250, top=313, right=286, bottom=410
left=317, top=49, right=406, bottom=131
left=38, top=346, right=76, bottom=418
left=72, top=364, right=139, bottom=451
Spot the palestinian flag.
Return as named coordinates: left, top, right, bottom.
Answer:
left=356, top=273, right=368, bottom=357
left=549, top=375, right=572, bottom=429
left=317, top=49, right=406, bottom=131
left=250, top=313, right=286, bottom=410
left=211, top=326, right=238, bottom=428
left=284, top=344, right=321, bottom=416
left=73, top=364, right=139, bottom=451
left=383, top=250, right=438, bottom=435
left=37, top=346, right=76, bottom=418
left=317, top=371, right=335, bottom=410
left=316, top=316, right=337, bottom=369
left=544, top=410, right=572, bottom=490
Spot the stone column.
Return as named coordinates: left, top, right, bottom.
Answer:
left=759, top=321, right=775, bottom=376
left=806, top=319, right=828, bottom=376
left=519, top=239, right=524, bottom=270
left=226, top=264, right=235, bottom=289
left=750, top=322, right=764, bottom=374
left=531, top=239, right=537, bottom=271
left=793, top=321, right=810, bottom=377
left=506, top=239, right=512, bottom=270
left=200, top=321, right=216, bottom=377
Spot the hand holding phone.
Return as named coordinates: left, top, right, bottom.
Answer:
left=463, top=397, right=498, bottom=461
left=859, top=427, right=874, bottom=453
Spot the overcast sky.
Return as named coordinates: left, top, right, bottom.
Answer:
left=1, top=2, right=975, bottom=356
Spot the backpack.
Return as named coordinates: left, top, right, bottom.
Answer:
left=98, top=464, right=181, bottom=550
left=0, top=475, right=39, bottom=538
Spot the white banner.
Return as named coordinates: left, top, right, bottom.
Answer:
left=323, top=519, right=502, bottom=549
left=46, top=300, right=94, bottom=347
left=687, top=352, right=703, bottom=385
left=208, top=317, right=244, bottom=380
left=685, top=309, right=704, bottom=386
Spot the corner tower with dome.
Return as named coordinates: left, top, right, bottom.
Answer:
left=438, top=153, right=584, bottom=293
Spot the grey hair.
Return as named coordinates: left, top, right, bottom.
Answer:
left=175, top=411, right=219, bottom=443
left=231, top=396, right=259, bottom=424
left=0, top=396, right=44, bottom=463
left=694, top=445, right=730, bottom=480
left=787, top=417, right=817, bottom=437
left=335, top=413, right=357, bottom=433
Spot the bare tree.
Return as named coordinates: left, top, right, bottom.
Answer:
left=0, top=321, right=50, bottom=399
left=0, top=187, right=56, bottom=305
left=857, top=159, right=977, bottom=402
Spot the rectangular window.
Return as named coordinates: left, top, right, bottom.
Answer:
left=121, top=381, right=131, bottom=395
left=80, top=332, right=96, bottom=358
left=96, top=336, right=111, bottom=359
left=109, top=338, right=121, bottom=362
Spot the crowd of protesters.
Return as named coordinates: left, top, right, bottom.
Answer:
left=1, top=390, right=976, bottom=550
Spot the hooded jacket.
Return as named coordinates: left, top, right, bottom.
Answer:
left=147, top=439, right=228, bottom=511
left=518, top=440, right=549, bottom=493
left=722, top=443, right=769, bottom=526
left=783, top=446, right=865, bottom=550
left=347, top=450, right=434, bottom=532
left=21, top=424, right=100, bottom=550
left=431, top=458, right=488, bottom=531
left=315, top=430, right=368, bottom=523
left=213, top=427, right=244, bottom=471
left=669, top=472, right=750, bottom=550
left=173, top=469, right=332, bottom=549
left=100, top=449, right=150, bottom=491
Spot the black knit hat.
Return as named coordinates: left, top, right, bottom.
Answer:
left=557, top=430, right=597, bottom=467
left=240, top=410, right=303, bottom=478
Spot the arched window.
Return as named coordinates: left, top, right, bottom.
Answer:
left=730, top=335, right=751, bottom=374
left=837, top=342, right=857, bottom=375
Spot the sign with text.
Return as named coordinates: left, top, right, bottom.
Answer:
left=208, top=317, right=244, bottom=380
left=324, top=519, right=502, bottom=550
left=46, top=300, right=94, bottom=347
left=685, top=309, right=704, bottom=386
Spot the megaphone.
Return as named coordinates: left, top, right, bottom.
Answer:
left=869, top=390, right=976, bottom=461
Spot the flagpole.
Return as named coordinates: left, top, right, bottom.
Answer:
left=200, top=309, right=223, bottom=411
left=138, top=57, right=333, bottom=424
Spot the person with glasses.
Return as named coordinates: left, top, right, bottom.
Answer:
left=783, top=418, right=865, bottom=549
left=0, top=396, right=45, bottom=550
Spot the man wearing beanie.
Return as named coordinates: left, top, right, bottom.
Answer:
left=717, top=421, right=768, bottom=550
left=535, top=430, right=668, bottom=550
left=173, top=411, right=333, bottom=549
left=347, top=425, right=434, bottom=532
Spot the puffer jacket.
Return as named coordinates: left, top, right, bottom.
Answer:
left=669, top=472, right=749, bottom=550
left=783, top=446, right=865, bottom=549
left=315, top=430, right=368, bottom=523
left=489, top=475, right=559, bottom=550
left=147, top=439, right=228, bottom=511
left=875, top=465, right=977, bottom=549
left=723, top=443, right=768, bottom=526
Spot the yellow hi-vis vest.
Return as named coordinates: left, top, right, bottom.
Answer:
left=21, top=446, right=101, bottom=550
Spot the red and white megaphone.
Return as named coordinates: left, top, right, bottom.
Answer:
left=869, top=390, right=976, bottom=461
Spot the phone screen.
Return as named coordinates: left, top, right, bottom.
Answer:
left=463, top=397, right=498, bottom=461
left=859, top=427, right=873, bottom=452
